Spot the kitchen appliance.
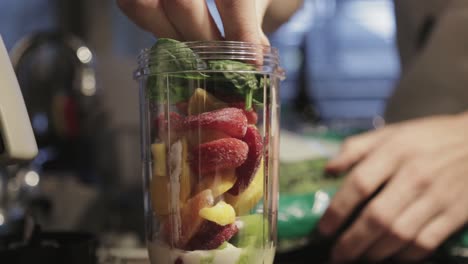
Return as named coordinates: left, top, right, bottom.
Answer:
left=0, top=34, right=99, bottom=264
left=0, top=34, right=38, bottom=230
left=0, top=35, right=37, bottom=164
left=9, top=31, right=102, bottom=181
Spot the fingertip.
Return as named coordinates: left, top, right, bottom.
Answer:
left=325, top=160, right=340, bottom=171
left=260, top=31, right=270, bottom=46
left=215, top=0, right=264, bottom=45
left=325, top=158, right=348, bottom=173
left=163, top=0, right=222, bottom=41
left=130, top=0, right=184, bottom=39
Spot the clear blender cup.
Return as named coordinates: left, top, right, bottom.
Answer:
left=135, top=39, right=284, bottom=264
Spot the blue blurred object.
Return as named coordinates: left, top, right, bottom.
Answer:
left=0, top=1, right=56, bottom=51
left=270, top=0, right=400, bottom=123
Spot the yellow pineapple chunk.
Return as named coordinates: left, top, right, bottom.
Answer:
left=199, top=201, right=236, bottom=226
left=180, top=139, right=191, bottom=202
left=188, top=88, right=227, bottom=115
left=225, top=160, right=264, bottom=215
left=151, top=143, right=166, bottom=177
left=150, top=175, right=170, bottom=216
left=150, top=139, right=192, bottom=216
left=195, top=169, right=237, bottom=197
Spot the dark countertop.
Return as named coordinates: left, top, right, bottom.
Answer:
left=274, top=242, right=463, bottom=264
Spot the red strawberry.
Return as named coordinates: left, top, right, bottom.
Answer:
left=176, top=101, right=189, bottom=115
left=155, top=112, right=185, bottom=144
left=228, top=125, right=263, bottom=195
left=185, top=222, right=239, bottom=250
left=246, top=111, right=258, bottom=125
left=229, top=102, right=258, bottom=125
left=185, top=108, right=247, bottom=138
left=190, top=138, right=248, bottom=174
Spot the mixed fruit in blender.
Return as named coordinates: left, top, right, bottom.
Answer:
left=144, top=39, right=277, bottom=264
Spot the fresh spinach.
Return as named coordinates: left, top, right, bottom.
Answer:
left=146, top=75, right=193, bottom=104
left=146, top=39, right=265, bottom=109
left=149, top=38, right=206, bottom=76
left=146, top=39, right=206, bottom=103
left=208, top=60, right=261, bottom=110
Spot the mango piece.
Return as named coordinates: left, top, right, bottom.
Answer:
left=199, top=201, right=236, bottom=226
left=150, top=175, right=170, bottom=216
left=151, top=143, right=166, bottom=177
left=180, top=190, right=214, bottom=247
left=195, top=169, right=237, bottom=197
left=188, top=88, right=227, bottom=115
left=163, top=190, right=215, bottom=248
left=225, top=160, right=264, bottom=215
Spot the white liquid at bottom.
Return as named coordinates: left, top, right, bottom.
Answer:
left=148, top=240, right=275, bottom=264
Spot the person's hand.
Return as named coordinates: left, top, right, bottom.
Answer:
left=116, top=0, right=272, bottom=45
left=319, top=112, right=468, bottom=263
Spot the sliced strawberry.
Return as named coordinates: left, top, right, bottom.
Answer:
left=185, top=108, right=247, bottom=138
left=185, top=222, right=239, bottom=250
left=190, top=138, right=248, bottom=174
left=228, top=125, right=263, bottom=195
left=155, top=112, right=185, bottom=144
left=229, top=102, right=258, bottom=125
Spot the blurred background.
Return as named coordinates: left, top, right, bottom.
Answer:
left=0, top=0, right=401, bottom=262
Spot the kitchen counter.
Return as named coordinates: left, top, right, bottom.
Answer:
left=274, top=244, right=462, bottom=264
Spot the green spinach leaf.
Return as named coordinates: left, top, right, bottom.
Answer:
left=146, top=39, right=267, bottom=108
left=146, top=39, right=206, bottom=103
left=208, top=60, right=261, bottom=110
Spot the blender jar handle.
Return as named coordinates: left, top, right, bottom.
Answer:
left=0, top=35, right=37, bottom=164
